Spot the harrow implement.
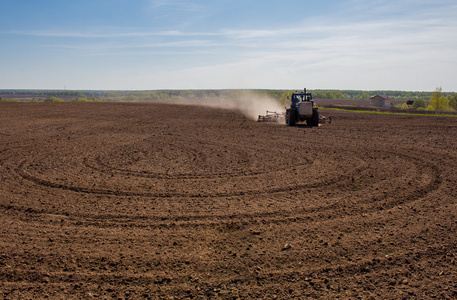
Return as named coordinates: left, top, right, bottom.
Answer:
left=258, top=110, right=332, bottom=124
left=319, top=115, right=332, bottom=124
left=257, top=111, right=285, bottom=122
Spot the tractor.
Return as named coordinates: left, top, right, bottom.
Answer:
left=285, top=89, right=319, bottom=126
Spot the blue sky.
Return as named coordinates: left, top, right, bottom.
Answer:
left=1, top=0, right=456, bottom=91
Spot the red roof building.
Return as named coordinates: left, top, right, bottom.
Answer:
left=370, top=95, right=392, bottom=108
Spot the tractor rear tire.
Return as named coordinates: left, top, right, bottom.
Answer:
left=286, top=109, right=296, bottom=126
left=310, top=109, right=319, bottom=126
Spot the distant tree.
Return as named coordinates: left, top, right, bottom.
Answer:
left=428, top=87, right=449, bottom=110
left=50, top=90, right=84, bottom=97
left=44, top=96, right=64, bottom=102
left=412, top=98, right=427, bottom=109
left=280, top=91, right=293, bottom=105
left=400, top=103, right=409, bottom=110
left=355, top=92, right=370, bottom=100
left=448, top=95, right=457, bottom=110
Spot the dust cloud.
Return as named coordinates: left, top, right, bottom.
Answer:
left=165, top=93, right=286, bottom=121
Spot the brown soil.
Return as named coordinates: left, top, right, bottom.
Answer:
left=0, top=102, right=456, bottom=299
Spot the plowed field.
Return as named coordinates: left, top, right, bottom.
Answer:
left=1, top=102, right=456, bottom=299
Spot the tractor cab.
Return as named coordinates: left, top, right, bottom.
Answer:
left=289, top=90, right=313, bottom=108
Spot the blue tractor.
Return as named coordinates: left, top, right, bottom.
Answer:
left=285, top=89, right=319, bottom=126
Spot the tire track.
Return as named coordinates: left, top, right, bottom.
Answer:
left=4, top=144, right=443, bottom=230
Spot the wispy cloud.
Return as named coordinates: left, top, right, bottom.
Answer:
left=149, top=0, right=202, bottom=10
left=6, top=4, right=457, bottom=55
left=3, top=28, right=218, bottom=39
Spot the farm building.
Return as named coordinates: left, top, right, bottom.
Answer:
left=370, top=95, right=392, bottom=108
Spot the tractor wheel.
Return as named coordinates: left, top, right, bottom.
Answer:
left=286, top=109, right=296, bottom=126
left=310, top=109, right=319, bottom=126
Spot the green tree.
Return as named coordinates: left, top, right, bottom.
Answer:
left=412, top=98, right=427, bottom=109
left=428, top=87, right=449, bottom=110
left=356, top=92, right=370, bottom=100
left=448, top=95, right=457, bottom=110
left=44, top=96, right=64, bottom=102
left=280, top=91, right=293, bottom=105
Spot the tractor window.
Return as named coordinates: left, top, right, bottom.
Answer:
left=292, top=95, right=304, bottom=104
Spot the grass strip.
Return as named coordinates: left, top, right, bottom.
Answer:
left=318, top=107, right=457, bottom=118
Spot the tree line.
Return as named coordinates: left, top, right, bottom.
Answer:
left=1, top=88, right=456, bottom=111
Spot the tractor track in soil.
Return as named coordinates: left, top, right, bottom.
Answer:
left=0, top=102, right=456, bottom=299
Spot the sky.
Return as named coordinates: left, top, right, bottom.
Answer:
left=1, top=0, right=456, bottom=91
